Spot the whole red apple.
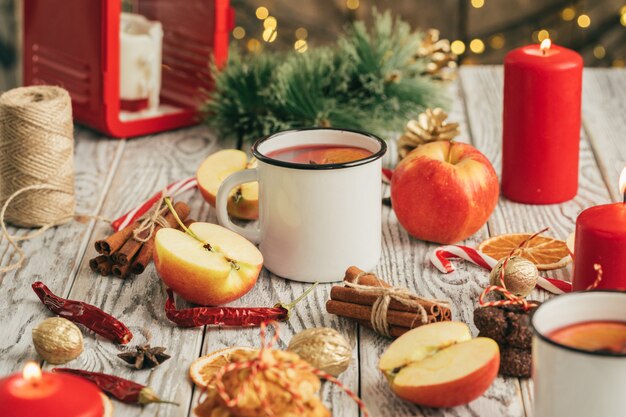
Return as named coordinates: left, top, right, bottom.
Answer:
left=391, top=141, right=499, bottom=244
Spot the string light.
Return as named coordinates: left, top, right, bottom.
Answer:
left=621, top=5, right=626, bottom=15
left=264, top=16, right=277, bottom=30
left=295, top=28, right=308, bottom=40
left=621, top=13, right=626, bottom=27
left=489, top=34, right=505, bottom=49
left=255, top=6, right=269, bottom=20
left=469, top=39, right=485, bottom=54
left=593, top=45, right=606, bottom=59
left=232, top=26, right=245, bottom=40
left=471, top=0, right=485, bottom=8
left=346, top=0, right=359, bottom=10
left=613, top=59, right=625, bottom=68
left=294, top=39, right=308, bottom=53
left=537, top=29, right=550, bottom=41
left=577, top=14, right=591, bottom=28
left=262, top=28, right=277, bottom=42
left=561, top=7, right=576, bottom=21
left=247, top=38, right=261, bottom=52
left=450, top=40, right=466, bottom=55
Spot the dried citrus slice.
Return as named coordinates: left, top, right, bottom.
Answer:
left=566, top=232, right=575, bottom=259
left=189, top=347, right=257, bottom=388
left=478, top=233, right=571, bottom=270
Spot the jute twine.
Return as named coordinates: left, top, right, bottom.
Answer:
left=0, top=86, right=75, bottom=272
left=132, top=191, right=170, bottom=243
left=345, top=273, right=450, bottom=337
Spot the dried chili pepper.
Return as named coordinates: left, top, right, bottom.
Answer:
left=53, top=368, right=177, bottom=405
left=32, top=281, right=133, bottom=344
left=165, top=283, right=318, bottom=328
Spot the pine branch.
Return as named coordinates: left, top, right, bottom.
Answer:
left=202, top=9, right=452, bottom=144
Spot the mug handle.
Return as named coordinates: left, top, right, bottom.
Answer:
left=215, top=168, right=261, bottom=243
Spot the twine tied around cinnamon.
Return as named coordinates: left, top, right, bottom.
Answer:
left=345, top=272, right=450, bottom=337
left=131, top=190, right=171, bottom=243
left=213, top=321, right=369, bottom=417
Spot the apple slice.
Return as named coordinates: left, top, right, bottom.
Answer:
left=379, top=321, right=471, bottom=371
left=196, top=149, right=259, bottom=220
left=154, top=222, right=263, bottom=306
left=379, top=321, right=499, bottom=408
left=392, top=337, right=500, bottom=408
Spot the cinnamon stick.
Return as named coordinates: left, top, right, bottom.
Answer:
left=326, top=300, right=435, bottom=329
left=129, top=203, right=191, bottom=274
left=344, top=266, right=390, bottom=287
left=95, top=222, right=140, bottom=255
left=112, top=262, right=132, bottom=279
left=330, top=286, right=448, bottom=318
left=356, top=320, right=410, bottom=338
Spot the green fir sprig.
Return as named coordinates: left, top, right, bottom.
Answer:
left=202, top=10, right=452, bottom=144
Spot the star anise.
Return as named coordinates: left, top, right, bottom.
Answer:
left=118, top=344, right=171, bottom=369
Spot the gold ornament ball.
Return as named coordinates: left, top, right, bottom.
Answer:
left=287, top=327, right=352, bottom=377
left=489, top=256, right=539, bottom=297
left=32, top=317, right=84, bottom=364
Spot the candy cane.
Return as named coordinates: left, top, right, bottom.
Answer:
left=111, top=177, right=197, bottom=231
left=430, top=245, right=572, bottom=294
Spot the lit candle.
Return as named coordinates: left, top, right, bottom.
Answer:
left=502, top=38, right=583, bottom=204
left=572, top=168, right=626, bottom=290
left=0, top=362, right=104, bottom=417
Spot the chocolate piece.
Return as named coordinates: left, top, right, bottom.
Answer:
left=505, top=310, right=533, bottom=350
left=500, top=347, right=532, bottom=378
left=474, top=306, right=507, bottom=344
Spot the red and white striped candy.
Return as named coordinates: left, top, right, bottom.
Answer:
left=430, top=245, right=572, bottom=294
left=111, top=177, right=197, bottom=231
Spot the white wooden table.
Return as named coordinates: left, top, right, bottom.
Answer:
left=1, top=66, right=625, bottom=417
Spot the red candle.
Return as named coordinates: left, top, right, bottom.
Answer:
left=502, top=39, right=583, bottom=204
left=572, top=169, right=626, bottom=290
left=0, top=362, right=104, bottom=417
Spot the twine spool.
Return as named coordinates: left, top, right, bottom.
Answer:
left=0, top=85, right=75, bottom=227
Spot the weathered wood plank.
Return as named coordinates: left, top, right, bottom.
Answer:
left=459, top=66, right=612, bottom=417
left=582, top=69, right=626, bottom=202
left=43, top=126, right=220, bottom=417
left=360, top=77, right=526, bottom=417
left=0, top=127, right=122, bottom=375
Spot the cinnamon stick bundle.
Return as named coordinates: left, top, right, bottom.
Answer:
left=326, top=266, right=452, bottom=338
left=89, top=201, right=190, bottom=279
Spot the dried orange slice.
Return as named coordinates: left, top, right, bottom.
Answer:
left=566, top=232, right=575, bottom=259
left=478, top=233, right=571, bottom=270
left=189, top=347, right=257, bottom=388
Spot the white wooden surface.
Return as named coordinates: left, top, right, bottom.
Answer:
left=0, top=67, right=624, bottom=417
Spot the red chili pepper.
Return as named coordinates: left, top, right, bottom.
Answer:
left=53, top=368, right=177, bottom=406
left=32, top=282, right=133, bottom=344
left=165, top=283, right=318, bottom=328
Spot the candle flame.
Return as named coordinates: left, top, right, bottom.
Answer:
left=22, top=361, right=42, bottom=384
left=619, top=167, right=626, bottom=198
left=540, top=38, right=551, bottom=53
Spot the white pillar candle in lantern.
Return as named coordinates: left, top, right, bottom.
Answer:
left=119, top=13, right=163, bottom=112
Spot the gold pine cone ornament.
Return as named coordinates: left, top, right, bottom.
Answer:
left=417, top=29, right=458, bottom=81
left=397, top=108, right=460, bottom=159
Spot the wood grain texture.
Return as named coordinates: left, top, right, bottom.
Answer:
left=582, top=69, right=626, bottom=202
left=359, top=76, right=525, bottom=417
left=1, top=68, right=620, bottom=417
left=0, top=127, right=122, bottom=375
left=459, top=66, right=612, bottom=417
left=41, top=126, right=221, bottom=417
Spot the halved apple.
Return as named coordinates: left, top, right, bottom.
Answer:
left=380, top=322, right=499, bottom=408
left=196, top=149, right=259, bottom=220
left=154, top=222, right=263, bottom=306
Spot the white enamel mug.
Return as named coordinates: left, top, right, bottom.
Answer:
left=215, top=128, right=386, bottom=282
left=531, top=291, right=626, bottom=417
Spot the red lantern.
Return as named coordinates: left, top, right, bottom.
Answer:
left=23, top=0, right=233, bottom=138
